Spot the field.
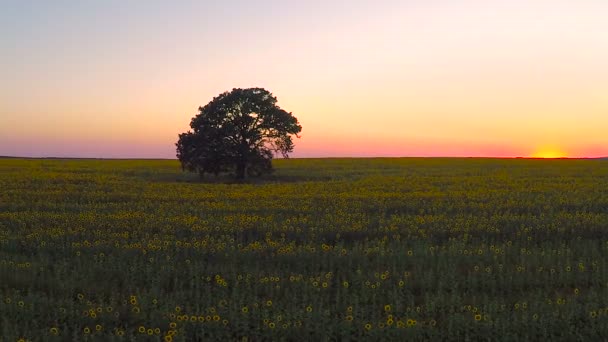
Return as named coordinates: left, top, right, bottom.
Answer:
left=1, top=158, right=608, bottom=341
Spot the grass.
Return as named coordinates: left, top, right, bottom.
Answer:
left=1, top=157, right=607, bottom=341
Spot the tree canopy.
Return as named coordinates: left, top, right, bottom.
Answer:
left=176, top=88, right=302, bottom=179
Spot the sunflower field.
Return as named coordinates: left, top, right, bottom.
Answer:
left=1, top=158, right=607, bottom=341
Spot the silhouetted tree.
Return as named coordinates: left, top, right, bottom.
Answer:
left=176, top=88, right=301, bottom=179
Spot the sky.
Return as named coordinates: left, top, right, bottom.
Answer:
left=1, top=0, right=607, bottom=158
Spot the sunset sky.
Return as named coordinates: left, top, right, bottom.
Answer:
left=1, top=0, right=607, bottom=158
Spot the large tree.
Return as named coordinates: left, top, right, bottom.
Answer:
left=176, top=88, right=302, bottom=179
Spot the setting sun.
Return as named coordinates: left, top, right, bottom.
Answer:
left=531, top=147, right=568, bottom=159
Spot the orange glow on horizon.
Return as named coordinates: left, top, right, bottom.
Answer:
left=531, top=146, right=569, bottom=159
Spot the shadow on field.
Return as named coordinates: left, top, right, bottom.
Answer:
left=131, top=171, right=333, bottom=185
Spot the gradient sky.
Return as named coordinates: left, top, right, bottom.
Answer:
left=1, top=0, right=607, bottom=158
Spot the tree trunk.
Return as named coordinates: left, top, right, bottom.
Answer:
left=237, top=139, right=249, bottom=179
left=236, top=162, right=246, bottom=179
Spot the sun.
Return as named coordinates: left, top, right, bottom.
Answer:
left=531, top=147, right=568, bottom=159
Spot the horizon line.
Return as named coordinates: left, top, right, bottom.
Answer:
left=1, top=155, right=606, bottom=161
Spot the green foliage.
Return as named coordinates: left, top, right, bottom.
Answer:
left=1, top=158, right=608, bottom=341
left=176, top=88, right=301, bottom=179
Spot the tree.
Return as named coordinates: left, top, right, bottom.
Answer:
left=176, top=88, right=302, bottom=179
